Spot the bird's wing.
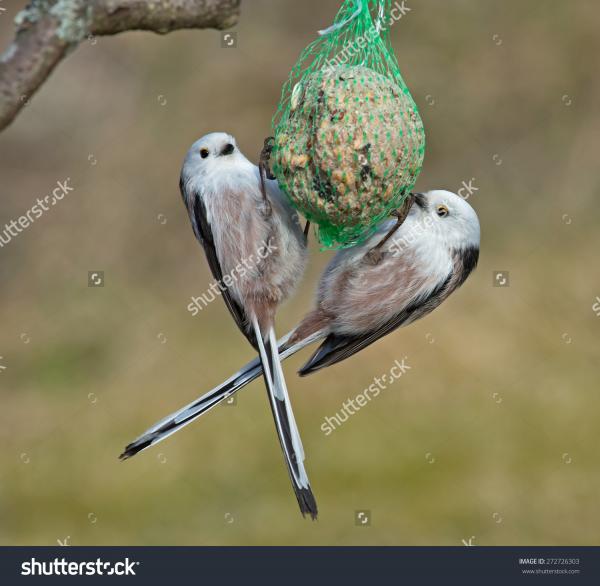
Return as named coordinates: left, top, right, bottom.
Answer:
left=299, top=245, right=479, bottom=376
left=298, top=275, right=453, bottom=376
left=184, top=181, right=257, bottom=349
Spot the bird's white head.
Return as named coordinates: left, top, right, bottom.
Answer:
left=415, top=190, right=481, bottom=252
left=180, top=132, right=253, bottom=191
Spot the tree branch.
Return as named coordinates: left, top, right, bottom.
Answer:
left=0, top=0, right=241, bottom=132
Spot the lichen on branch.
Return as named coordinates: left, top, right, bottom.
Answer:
left=0, top=0, right=241, bottom=132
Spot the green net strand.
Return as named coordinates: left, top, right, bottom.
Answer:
left=271, top=0, right=426, bottom=249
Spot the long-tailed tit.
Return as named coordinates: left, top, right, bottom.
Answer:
left=121, top=189, right=480, bottom=478
left=122, top=132, right=316, bottom=518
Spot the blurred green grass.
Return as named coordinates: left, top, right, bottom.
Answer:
left=0, top=0, right=599, bottom=545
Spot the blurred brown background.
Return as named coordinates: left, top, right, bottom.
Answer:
left=1, top=0, right=599, bottom=545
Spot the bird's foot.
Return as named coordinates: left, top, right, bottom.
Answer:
left=364, top=248, right=385, bottom=266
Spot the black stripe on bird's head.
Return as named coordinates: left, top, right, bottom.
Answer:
left=452, top=245, right=480, bottom=288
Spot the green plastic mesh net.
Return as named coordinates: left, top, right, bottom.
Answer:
left=271, top=0, right=426, bottom=249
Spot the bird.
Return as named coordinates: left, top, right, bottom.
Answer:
left=120, top=189, right=480, bottom=466
left=122, top=132, right=317, bottom=519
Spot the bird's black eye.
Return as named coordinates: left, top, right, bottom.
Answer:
left=436, top=204, right=449, bottom=218
left=200, top=148, right=209, bottom=159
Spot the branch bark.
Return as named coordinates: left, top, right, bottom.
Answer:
left=0, top=0, right=241, bottom=132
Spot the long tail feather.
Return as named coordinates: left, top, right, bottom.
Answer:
left=253, top=318, right=318, bottom=519
left=119, top=329, right=324, bottom=460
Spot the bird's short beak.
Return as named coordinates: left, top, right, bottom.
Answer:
left=220, top=143, right=235, bottom=156
left=411, top=192, right=428, bottom=210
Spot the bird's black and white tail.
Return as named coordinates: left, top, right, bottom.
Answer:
left=252, top=318, right=318, bottom=519
left=119, top=329, right=324, bottom=462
